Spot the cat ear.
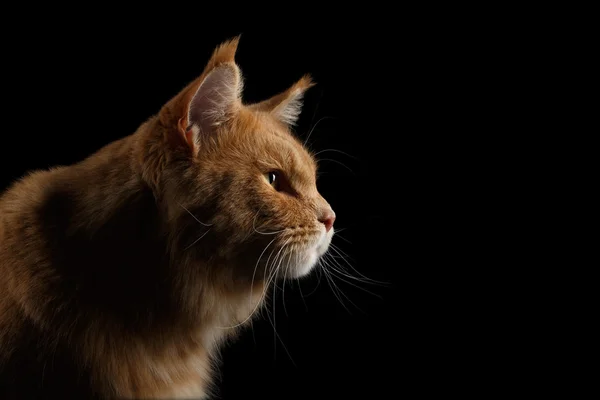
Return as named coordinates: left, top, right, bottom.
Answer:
left=186, top=61, right=241, bottom=139
left=159, top=36, right=243, bottom=152
left=249, top=75, right=315, bottom=126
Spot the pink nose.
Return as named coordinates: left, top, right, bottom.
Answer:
left=319, top=210, right=336, bottom=233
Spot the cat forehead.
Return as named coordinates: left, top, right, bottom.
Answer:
left=274, top=135, right=316, bottom=173
left=260, top=130, right=316, bottom=173
left=232, top=112, right=316, bottom=176
left=260, top=118, right=316, bottom=169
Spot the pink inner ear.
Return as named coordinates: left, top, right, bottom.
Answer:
left=188, top=64, right=239, bottom=134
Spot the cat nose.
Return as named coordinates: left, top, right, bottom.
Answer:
left=318, top=209, right=336, bottom=233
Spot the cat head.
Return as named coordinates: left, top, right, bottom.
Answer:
left=154, top=36, right=335, bottom=282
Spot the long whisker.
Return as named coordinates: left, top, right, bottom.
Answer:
left=329, top=244, right=390, bottom=285
left=320, top=261, right=351, bottom=314
left=283, top=242, right=300, bottom=315
left=322, top=257, right=366, bottom=314
left=302, top=262, right=323, bottom=298
left=282, top=248, right=291, bottom=318
left=328, top=242, right=353, bottom=259
left=325, top=255, right=379, bottom=285
left=251, top=237, right=280, bottom=300
left=266, top=240, right=296, bottom=365
left=296, top=274, right=309, bottom=312
left=254, top=227, right=286, bottom=235
left=217, top=237, right=279, bottom=329
left=178, top=203, right=214, bottom=226
left=329, top=264, right=367, bottom=314
left=252, top=209, right=285, bottom=235
left=271, top=258, right=279, bottom=357
left=323, top=255, right=384, bottom=299
left=305, top=89, right=324, bottom=146
left=333, top=231, right=352, bottom=244
left=262, top=303, right=297, bottom=367
left=312, top=148, right=359, bottom=160
left=326, top=253, right=388, bottom=288
left=266, top=237, right=293, bottom=344
left=303, top=116, right=335, bottom=146
left=184, top=229, right=211, bottom=250
left=317, top=158, right=354, bottom=173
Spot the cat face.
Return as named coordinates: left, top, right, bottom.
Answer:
left=159, top=37, right=335, bottom=282
left=193, top=111, right=335, bottom=281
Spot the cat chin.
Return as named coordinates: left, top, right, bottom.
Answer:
left=286, top=228, right=334, bottom=279
left=286, top=251, right=319, bottom=279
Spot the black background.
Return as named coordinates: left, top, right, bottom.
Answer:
left=0, top=14, right=493, bottom=399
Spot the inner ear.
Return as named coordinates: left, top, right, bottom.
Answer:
left=187, top=63, right=241, bottom=141
left=271, top=89, right=306, bottom=126
left=249, top=75, right=314, bottom=126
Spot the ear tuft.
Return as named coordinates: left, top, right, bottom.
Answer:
left=293, top=74, right=316, bottom=92
left=204, top=35, right=241, bottom=71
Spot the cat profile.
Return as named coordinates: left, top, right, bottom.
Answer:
left=0, top=36, right=336, bottom=399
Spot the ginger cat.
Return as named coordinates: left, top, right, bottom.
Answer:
left=0, top=37, right=336, bottom=399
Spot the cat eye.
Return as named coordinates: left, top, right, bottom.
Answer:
left=263, top=170, right=294, bottom=195
left=266, top=171, right=278, bottom=186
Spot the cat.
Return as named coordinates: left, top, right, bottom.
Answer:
left=0, top=36, right=336, bottom=399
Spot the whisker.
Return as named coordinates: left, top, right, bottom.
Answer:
left=267, top=239, right=292, bottom=301
left=328, top=270, right=383, bottom=299
left=282, top=250, right=291, bottom=318
left=303, top=115, right=335, bottom=146
left=332, top=229, right=352, bottom=244
left=217, top=237, right=279, bottom=329
left=320, top=262, right=351, bottom=314
left=326, top=255, right=388, bottom=288
left=326, top=254, right=373, bottom=283
left=324, top=255, right=384, bottom=299
left=325, top=255, right=382, bottom=286
left=312, top=148, right=359, bottom=160
left=302, top=261, right=323, bottom=297
left=305, top=89, right=324, bottom=147
left=317, top=158, right=354, bottom=173
left=333, top=234, right=351, bottom=244
left=254, top=227, right=286, bottom=235
left=184, top=229, right=211, bottom=250
left=262, top=300, right=297, bottom=367
left=270, top=242, right=288, bottom=330
left=178, top=203, right=214, bottom=226
left=328, top=244, right=390, bottom=285
left=272, top=260, right=279, bottom=358
left=252, top=209, right=285, bottom=235
left=321, top=257, right=366, bottom=314
left=296, top=274, right=309, bottom=312
left=268, top=240, right=296, bottom=365
left=328, top=242, right=353, bottom=259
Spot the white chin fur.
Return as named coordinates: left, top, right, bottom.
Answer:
left=286, top=228, right=334, bottom=279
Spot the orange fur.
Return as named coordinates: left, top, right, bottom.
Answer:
left=0, top=37, right=335, bottom=399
